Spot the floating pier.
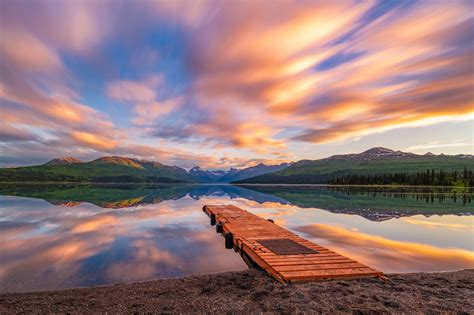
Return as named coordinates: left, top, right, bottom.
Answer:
left=203, top=205, right=383, bottom=283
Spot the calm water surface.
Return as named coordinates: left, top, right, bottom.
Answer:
left=0, top=184, right=473, bottom=292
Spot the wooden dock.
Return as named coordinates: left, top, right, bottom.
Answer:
left=203, top=205, right=383, bottom=283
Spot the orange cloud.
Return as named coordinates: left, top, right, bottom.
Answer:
left=70, top=131, right=118, bottom=150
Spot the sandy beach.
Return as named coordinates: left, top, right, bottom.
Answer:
left=1, top=269, right=472, bottom=313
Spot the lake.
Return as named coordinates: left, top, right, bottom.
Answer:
left=0, top=184, right=473, bottom=292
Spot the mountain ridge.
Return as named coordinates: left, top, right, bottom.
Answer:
left=0, top=156, right=195, bottom=183
left=0, top=155, right=291, bottom=183
left=45, top=157, right=84, bottom=165
left=1, top=148, right=472, bottom=183
left=233, top=147, right=474, bottom=184
left=189, top=162, right=291, bottom=182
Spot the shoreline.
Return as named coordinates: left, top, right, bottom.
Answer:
left=1, top=269, right=472, bottom=313
left=0, top=181, right=469, bottom=189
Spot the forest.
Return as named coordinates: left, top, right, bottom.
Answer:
left=328, top=168, right=473, bottom=187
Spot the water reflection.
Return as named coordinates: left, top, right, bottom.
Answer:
left=0, top=184, right=471, bottom=220
left=0, top=184, right=472, bottom=292
left=295, top=223, right=474, bottom=273
left=239, top=185, right=473, bottom=221
left=328, top=186, right=472, bottom=206
left=0, top=195, right=247, bottom=292
left=0, top=184, right=289, bottom=209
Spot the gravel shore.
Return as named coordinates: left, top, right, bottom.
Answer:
left=1, top=269, right=472, bottom=313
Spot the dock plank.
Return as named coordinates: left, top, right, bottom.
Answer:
left=203, top=205, right=382, bottom=283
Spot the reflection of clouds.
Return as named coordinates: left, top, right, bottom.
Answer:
left=0, top=230, right=115, bottom=282
left=0, top=220, right=37, bottom=240
left=296, top=224, right=474, bottom=273
left=72, top=215, right=121, bottom=233
left=401, top=217, right=474, bottom=232
left=236, top=199, right=300, bottom=226
left=105, top=239, right=180, bottom=282
left=0, top=197, right=246, bottom=292
left=1, top=191, right=473, bottom=292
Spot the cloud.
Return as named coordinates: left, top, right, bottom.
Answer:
left=107, top=76, right=163, bottom=104
left=0, top=124, right=38, bottom=143
left=70, top=131, right=118, bottom=151
left=294, top=113, right=474, bottom=144
left=405, top=139, right=474, bottom=152
left=144, top=0, right=474, bottom=151
left=0, top=0, right=111, bottom=54
left=132, top=97, right=183, bottom=126
left=1, top=0, right=472, bottom=167
left=0, top=28, right=62, bottom=72
left=289, top=2, right=474, bottom=143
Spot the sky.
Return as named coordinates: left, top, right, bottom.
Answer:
left=0, top=0, right=473, bottom=169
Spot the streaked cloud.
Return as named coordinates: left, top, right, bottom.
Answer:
left=0, top=0, right=472, bottom=167
left=405, top=139, right=474, bottom=152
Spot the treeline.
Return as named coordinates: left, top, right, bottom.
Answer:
left=328, top=168, right=473, bottom=187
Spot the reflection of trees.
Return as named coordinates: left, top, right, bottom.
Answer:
left=237, top=185, right=474, bottom=221
left=328, top=186, right=472, bottom=206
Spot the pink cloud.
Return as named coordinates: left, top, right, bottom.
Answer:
left=107, top=76, right=163, bottom=104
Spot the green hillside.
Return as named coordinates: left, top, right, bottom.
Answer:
left=234, top=154, right=474, bottom=184
left=0, top=157, right=196, bottom=183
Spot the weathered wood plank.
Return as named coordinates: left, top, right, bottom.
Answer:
left=269, top=259, right=355, bottom=266
left=273, top=262, right=367, bottom=272
left=280, top=268, right=383, bottom=280
left=203, top=205, right=382, bottom=283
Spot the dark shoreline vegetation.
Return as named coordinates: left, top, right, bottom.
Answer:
left=1, top=269, right=473, bottom=313
left=233, top=159, right=474, bottom=185
left=328, top=168, right=474, bottom=187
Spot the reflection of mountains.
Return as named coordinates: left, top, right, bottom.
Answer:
left=0, top=184, right=472, bottom=221
left=239, top=185, right=473, bottom=221
left=0, top=184, right=289, bottom=209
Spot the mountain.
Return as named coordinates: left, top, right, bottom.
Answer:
left=0, top=155, right=289, bottom=183
left=188, top=166, right=229, bottom=182
left=1, top=148, right=472, bottom=184
left=326, top=147, right=417, bottom=161
left=187, top=163, right=290, bottom=182
left=234, top=147, right=474, bottom=184
left=45, top=157, right=83, bottom=165
left=219, top=163, right=290, bottom=182
left=0, top=156, right=196, bottom=183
